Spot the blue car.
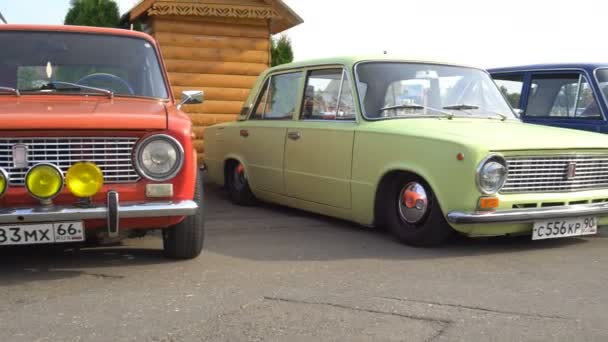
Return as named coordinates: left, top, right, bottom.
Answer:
left=489, top=64, right=608, bottom=133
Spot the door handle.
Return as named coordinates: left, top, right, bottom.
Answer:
left=240, top=129, right=249, bottom=137
left=287, top=131, right=301, bottom=140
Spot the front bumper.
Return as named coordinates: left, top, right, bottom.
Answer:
left=447, top=202, right=608, bottom=224
left=0, top=190, right=198, bottom=238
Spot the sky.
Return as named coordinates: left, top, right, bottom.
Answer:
left=0, top=0, right=606, bottom=69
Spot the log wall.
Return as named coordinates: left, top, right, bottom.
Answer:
left=148, top=15, right=270, bottom=163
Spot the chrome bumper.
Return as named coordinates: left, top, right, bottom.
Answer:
left=0, top=198, right=198, bottom=224
left=447, top=202, right=608, bottom=224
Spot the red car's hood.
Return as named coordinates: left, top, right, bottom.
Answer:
left=0, top=96, right=168, bottom=130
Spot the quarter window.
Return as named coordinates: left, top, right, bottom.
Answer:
left=301, top=69, right=356, bottom=121
left=526, top=73, right=601, bottom=119
left=251, top=72, right=302, bottom=120
left=493, top=74, right=524, bottom=109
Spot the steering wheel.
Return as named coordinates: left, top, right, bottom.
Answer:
left=77, top=73, right=135, bottom=95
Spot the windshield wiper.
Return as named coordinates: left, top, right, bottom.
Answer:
left=24, top=81, right=114, bottom=99
left=442, top=103, right=508, bottom=121
left=379, top=104, right=454, bottom=119
left=50, top=81, right=113, bottom=99
left=0, top=86, right=20, bottom=96
left=443, top=104, right=479, bottom=110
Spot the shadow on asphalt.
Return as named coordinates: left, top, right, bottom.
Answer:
left=203, top=184, right=595, bottom=262
left=0, top=245, right=172, bottom=286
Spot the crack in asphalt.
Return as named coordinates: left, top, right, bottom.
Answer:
left=263, top=296, right=452, bottom=325
left=83, top=272, right=125, bottom=279
left=377, top=296, right=573, bottom=321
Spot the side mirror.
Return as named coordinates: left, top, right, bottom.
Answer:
left=178, top=90, right=204, bottom=110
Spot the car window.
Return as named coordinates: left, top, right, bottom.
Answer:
left=251, top=72, right=302, bottom=120
left=301, top=69, right=356, bottom=121
left=493, top=74, right=524, bottom=109
left=526, top=73, right=601, bottom=119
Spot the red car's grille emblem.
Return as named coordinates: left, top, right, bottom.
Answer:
left=12, top=144, right=28, bottom=168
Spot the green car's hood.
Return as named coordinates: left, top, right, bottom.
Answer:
left=368, top=118, right=608, bottom=151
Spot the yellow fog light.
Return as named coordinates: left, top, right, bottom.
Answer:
left=0, top=168, right=8, bottom=198
left=25, top=164, right=64, bottom=200
left=66, top=162, right=104, bottom=198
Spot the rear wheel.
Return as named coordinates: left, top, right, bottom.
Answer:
left=227, top=162, right=255, bottom=206
left=384, top=174, right=453, bottom=246
left=162, top=170, right=205, bottom=259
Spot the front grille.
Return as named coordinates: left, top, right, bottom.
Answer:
left=0, top=137, right=140, bottom=185
left=502, top=155, right=608, bottom=193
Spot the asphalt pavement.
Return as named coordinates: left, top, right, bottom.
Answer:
left=1, top=182, right=607, bottom=341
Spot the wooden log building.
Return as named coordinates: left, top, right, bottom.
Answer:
left=125, top=0, right=302, bottom=163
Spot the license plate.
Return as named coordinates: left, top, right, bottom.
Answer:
left=0, top=222, right=84, bottom=246
left=532, top=217, right=597, bottom=240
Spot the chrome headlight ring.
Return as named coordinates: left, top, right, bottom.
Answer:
left=476, top=154, right=508, bottom=195
left=134, top=134, right=185, bottom=182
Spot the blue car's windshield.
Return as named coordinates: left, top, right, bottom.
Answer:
left=0, top=31, right=169, bottom=99
left=356, top=62, right=516, bottom=120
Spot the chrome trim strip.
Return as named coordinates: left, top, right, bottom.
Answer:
left=0, top=200, right=198, bottom=224
left=447, top=202, right=608, bottom=224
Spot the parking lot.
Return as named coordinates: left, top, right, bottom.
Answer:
left=1, top=181, right=608, bottom=342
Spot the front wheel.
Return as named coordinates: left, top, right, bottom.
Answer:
left=227, top=162, right=256, bottom=206
left=162, top=170, right=205, bottom=259
left=384, top=175, right=453, bottom=246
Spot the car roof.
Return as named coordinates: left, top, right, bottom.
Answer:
left=0, top=24, right=157, bottom=43
left=488, top=63, right=608, bottom=74
left=267, top=55, right=482, bottom=73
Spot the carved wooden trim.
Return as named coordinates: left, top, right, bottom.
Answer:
left=147, top=2, right=280, bottom=19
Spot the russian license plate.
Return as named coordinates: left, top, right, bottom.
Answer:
left=0, top=222, right=84, bottom=246
left=532, top=217, right=597, bottom=240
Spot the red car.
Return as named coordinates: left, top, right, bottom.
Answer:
left=0, top=25, right=204, bottom=259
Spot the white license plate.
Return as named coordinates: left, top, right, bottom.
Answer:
left=532, top=217, right=597, bottom=240
left=0, top=222, right=84, bottom=246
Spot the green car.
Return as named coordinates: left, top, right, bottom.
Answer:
left=205, top=56, right=608, bottom=245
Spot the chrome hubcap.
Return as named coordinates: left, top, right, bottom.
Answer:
left=398, top=182, right=429, bottom=224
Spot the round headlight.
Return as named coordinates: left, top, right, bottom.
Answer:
left=66, top=162, right=104, bottom=198
left=135, top=134, right=184, bottom=181
left=0, top=168, right=8, bottom=198
left=476, top=155, right=508, bottom=194
left=25, top=164, right=64, bottom=200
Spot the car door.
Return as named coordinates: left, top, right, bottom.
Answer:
left=239, top=71, right=303, bottom=195
left=521, top=71, right=604, bottom=132
left=283, top=67, right=356, bottom=209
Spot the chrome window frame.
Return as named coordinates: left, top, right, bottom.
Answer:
left=246, top=70, right=304, bottom=121
left=593, top=67, right=608, bottom=118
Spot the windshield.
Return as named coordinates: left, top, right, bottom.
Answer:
left=0, top=31, right=169, bottom=99
left=356, top=62, right=515, bottom=120
left=596, top=68, right=608, bottom=105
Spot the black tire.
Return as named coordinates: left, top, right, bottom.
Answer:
left=226, top=161, right=256, bottom=206
left=384, top=174, right=453, bottom=246
left=162, top=170, right=205, bottom=259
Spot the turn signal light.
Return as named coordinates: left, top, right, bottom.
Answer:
left=0, top=168, right=8, bottom=198
left=66, top=162, right=104, bottom=198
left=25, top=164, right=64, bottom=201
left=478, top=196, right=500, bottom=210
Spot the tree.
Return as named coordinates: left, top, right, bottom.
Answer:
left=64, top=0, right=120, bottom=28
left=271, top=35, right=294, bottom=67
